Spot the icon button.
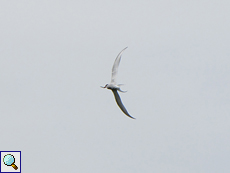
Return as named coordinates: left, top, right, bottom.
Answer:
left=3, top=154, right=18, bottom=170
left=0, top=151, right=21, bottom=173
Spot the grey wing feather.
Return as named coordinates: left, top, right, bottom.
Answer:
left=111, top=47, right=128, bottom=84
left=112, top=89, right=135, bottom=119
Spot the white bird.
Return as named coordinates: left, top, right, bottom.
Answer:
left=101, top=47, right=135, bottom=119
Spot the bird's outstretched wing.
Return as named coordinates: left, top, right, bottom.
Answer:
left=112, top=89, right=135, bottom=119
left=110, top=47, right=128, bottom=84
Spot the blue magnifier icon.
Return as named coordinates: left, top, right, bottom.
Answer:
left=3, top=154, right=18, bottom=170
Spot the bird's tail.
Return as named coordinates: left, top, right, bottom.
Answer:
left=118, top=88, right=127, bottom=93
left=117, top=84, right=127, bottom=92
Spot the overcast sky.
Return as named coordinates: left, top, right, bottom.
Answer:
left=1, top=1, right=230, bottom=172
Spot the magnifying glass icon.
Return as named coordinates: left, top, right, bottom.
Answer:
left=3, top=154, right=18, bottom=170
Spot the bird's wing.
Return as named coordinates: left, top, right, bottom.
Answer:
left=110, top=47, right=128, bottom=84
left=112, top=89, right=135, bottom=119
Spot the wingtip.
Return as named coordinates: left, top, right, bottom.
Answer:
left=122, top=47, right=128, bottom=51
left=127, top=114, right=136, bottom=119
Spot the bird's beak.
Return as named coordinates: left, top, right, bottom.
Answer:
left=100, top=86, right=106, bottom=88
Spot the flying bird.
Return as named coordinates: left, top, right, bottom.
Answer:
left=101, top=47, right=135, bottom=119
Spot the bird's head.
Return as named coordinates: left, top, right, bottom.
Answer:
left=100, top=84, right=108, bottom=88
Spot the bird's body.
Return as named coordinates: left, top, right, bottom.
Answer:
left=106, top=84, right=119, bottom=90
left=101, top=47, right=135, bottom=119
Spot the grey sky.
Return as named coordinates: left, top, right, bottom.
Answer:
left=1, top=1, right=230, bottom=172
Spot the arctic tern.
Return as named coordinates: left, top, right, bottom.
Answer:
left=101, top=47, right=135, bottom=119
